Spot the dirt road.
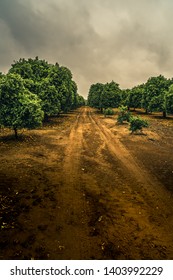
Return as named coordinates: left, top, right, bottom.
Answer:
left=0, top=106, right=173, bottom=259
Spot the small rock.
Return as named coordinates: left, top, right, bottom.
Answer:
left=101, top=242, right=105, bottom=250
left=98, top=216, right=103, bottom=222
left=58, top=245, right=65, bottom=250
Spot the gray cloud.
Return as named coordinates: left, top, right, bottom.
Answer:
left=1, top=0, right=173, bottom=97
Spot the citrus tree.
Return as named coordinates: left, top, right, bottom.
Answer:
left=0, top=73, right=44, bottom=138
left=166, top=84, right=173, bottom=114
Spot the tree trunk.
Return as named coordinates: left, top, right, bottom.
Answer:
left=163, top=111, right=167, bottom=118
left=14, top=128, right=18, bottom=139
left=44, top=114, right=49, bottom=121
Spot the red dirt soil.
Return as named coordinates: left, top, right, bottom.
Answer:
left=0, top=106, right=173, bottom=259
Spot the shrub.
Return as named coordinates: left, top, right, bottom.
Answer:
left=117, top=106, right=131, bottom=124
left=104, top=108, right=115, bottom=117
left=129, top=116, right=149, bottom=133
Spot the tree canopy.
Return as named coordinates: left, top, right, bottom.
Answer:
left=9, top=57, right=84, bottom=114
left=0, top=73, right=44, bottom=138
left=0, top=57, right=85, bottom=137
left=88, top=81, right=121, bottom=111
left=88, top=74, right=173, bottom=118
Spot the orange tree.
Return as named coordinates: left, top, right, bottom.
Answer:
left=0, top=73, right=44, bottom=138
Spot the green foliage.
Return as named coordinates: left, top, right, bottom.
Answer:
left=129, top=116, right=149, bottom=133
left=8, top=57, right=81, bottom=116
left=0, top=72, right=4, bottom=79
left=117, top=106, right=131, bottom=124
left=10, top=57, right=50, bottom=81
left=45, top=65, right=73, bottom=112
left=128, top=84, right=144, bottom=110
left=121, top=89, right=130, bottom=107
left=148, top=94, right=165, bottom=113
left=77, top=95, right=85, bottom=107
left=88, top=81, right=121, bottom=111
left=87, top=74, right=173, bottom=118
left=101, top=81, right=121, bottom=109
left=142, top=75, right=172, bottom=115
left=166, top=85, right=173, bottom=114
left=38, top=78, right=61, bottom=116
left=0, top=56, right=85, bottom=138
left=103, top=108, right=115, bottom=117
left=88, top=83, right=104, bottom=109
left=0, top=73, right=44, bottom=138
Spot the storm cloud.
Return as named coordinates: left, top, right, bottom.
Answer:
left=0, top=0, right=173, bottom=97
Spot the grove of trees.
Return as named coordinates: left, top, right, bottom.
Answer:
left=88, top=75, right=173, bottom=118
left=0, top=57, right=85, bottom=137
left=88, top=81, right=121, bottom=112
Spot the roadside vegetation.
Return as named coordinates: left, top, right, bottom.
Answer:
left=1, top=58, right=173, bottom=138
left=87, top=75, right=173, bottom=134
left=117, top=106, right=131, bottom=124
left=0, top=57, right=85, bottom=138
left=88, top=75, right=173, bottom=119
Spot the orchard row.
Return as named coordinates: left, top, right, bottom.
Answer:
left=0, top=57, right=85, bottom=138
left=87, top=76, right=173, bottom=117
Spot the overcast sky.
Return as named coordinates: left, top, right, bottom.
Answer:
left=0, top=0, right=173, bottom=98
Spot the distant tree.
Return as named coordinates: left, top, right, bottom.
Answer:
left=142, top=75, right=171, bottom=117
left=100, top=81, right=121, bottom=110
left=0, top=74, right=44, bottom=138
left=148, top=94, right=166, bottom=117
left=166, top=84, right=173, bottom=114
left=77, top=95, right=85, bottom=107
left=128, top=84, right=144, bottom=110
left=121, top=89, right=131, bottom=109
left=104, top=108, right=115, bottom=117
left=88, top=83, right=104, bottom=110
left=70, top=81, right=78, bottom=109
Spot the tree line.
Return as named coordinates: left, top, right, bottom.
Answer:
left=87, top=75, right=173, bottom=118
left=0, top=57, right=85, bottom=138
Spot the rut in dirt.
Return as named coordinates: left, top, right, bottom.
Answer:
left=54, top=107, right=173, bottom=259
left=1, top=106, right=173, bottom=259
left=54, top=107, right=104, bottom=259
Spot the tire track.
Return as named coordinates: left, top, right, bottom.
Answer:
left=56, top=107, right=103, bottom=259
left=88, top=109, right=171, bottom=195
left=54, top=107, right=173, bottom=259
left=86, top=108, right=173, bottom=240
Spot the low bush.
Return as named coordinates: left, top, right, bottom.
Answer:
left=117, top=106, right=131, bottom=124
left=104, top=108, right=115, bottom=117
left=129, top=116, right=149, bottom=133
